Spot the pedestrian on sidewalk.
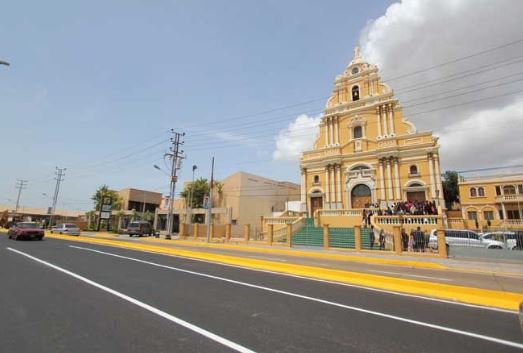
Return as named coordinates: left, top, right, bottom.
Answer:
left=408, top=232, right=414, bottom=252
left=370, top=225, right=376, bottom=250
left=401, top=228, right=408, bottom=251
left=379, top=229, right=385, bottom=250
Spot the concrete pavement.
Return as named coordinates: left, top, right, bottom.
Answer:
left=1, top=235, right=523, bottom=352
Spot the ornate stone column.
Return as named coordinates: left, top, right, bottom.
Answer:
left=386, top=157, right=393, bottom=201
left=376, top=106, right=382, bottom=138
left=382, top=105, right=389, bottom=137
left=330, top=165, right=336, bottom=206
left=324, top=119, right=329, bottom=147
left=329, top=117, right=334, bottom=147
left=335, top=117, right=340, bottom=145
left=389, top=103, right=395, bottom=136
left=336, top=165, right=342, bottom=208
left=394, top=158, right=401, bottom=200
left=325, top=165, right=330, bottom=206
left=434, top=155, right=443, bottom=204
left=379, top=159, right=386, bottom=201
left=428, top=153, right=437, bottom=199
left=300, top=168, right=306, bottom=205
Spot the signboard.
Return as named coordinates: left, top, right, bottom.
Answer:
left=97, top=196, right=113, bottom=231
left=100, top=211, right=111, bottom=219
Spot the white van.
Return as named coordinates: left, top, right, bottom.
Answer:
left=429, top=229, right=504, bottom=249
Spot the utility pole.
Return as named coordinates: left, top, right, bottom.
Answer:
left=187, top=164, right=197, bottom=225
left=206, top=157, right=214, bottom=242
left=14, top=179, right=28, bottom=221
left=48, top=167, right=66, bottom=228
left=165, top=130, right=185, bottom=239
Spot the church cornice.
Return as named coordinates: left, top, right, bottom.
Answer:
left=324, top=93, right=395, bottom=117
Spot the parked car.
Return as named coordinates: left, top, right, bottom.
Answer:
left=429, top=229, right=505, bottom=249
left=482, top=231, right=523, bottom=250
left=127, top=221, right=153, bottom=237
left=8, top=222, right=45, bottom=240
left=50, top=223, right=81, bottom=236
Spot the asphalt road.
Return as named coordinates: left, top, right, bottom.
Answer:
left=1, top=235, right=522, bottom=353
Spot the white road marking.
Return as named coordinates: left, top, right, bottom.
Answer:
left=68, top=245, right=523, bottom=350
left=6, top=247, right=257, bottom=353
left=367, top=269, right=453, bottom=281
left=67, top=243, right=517, bottom=314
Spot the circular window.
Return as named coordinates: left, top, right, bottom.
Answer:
left=351, top=67, right=359, bottom=75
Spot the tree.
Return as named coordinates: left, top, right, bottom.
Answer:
left=91, top=185, right=122, bottom=210
left=442, top=171, right=460, bottom=210
left=116, top=210, right=126, bottom=231
left=180, top=177, right=210, bottom=208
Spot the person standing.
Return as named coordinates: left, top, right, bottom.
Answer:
left=370, top=225, right=376, bottom=250
left=379, top=229, right=385, bottom=250
left=401, top=228, right=408, bottom=251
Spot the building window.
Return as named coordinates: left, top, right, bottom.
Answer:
left=467, top=211, right=477, bottom=220
left=470, top=188, right=477, bottom=197
left=518, top=184, right=523, bottom=194
left=313, top=175, right=320, bottom=184
left=483, top=211, right=494, bottom=221
left=353, top=126, right=363, bottom=139
left=478, top=187, right=485, bottom=197
left=495, top=185, right=502, bottom=196
left=352, top=85, right=360, bottom=101
left=507, top=210, right=521, bottom=220
left=409, top=165, right=418, bottom=175
left=503, top=185, right=516, bottom=195
left=499, top=209, right=504, bottom=220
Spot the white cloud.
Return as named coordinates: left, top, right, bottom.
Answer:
left=359, top=0, right=523, bottom=170
left=439, top=98, right=523, bottom=170
left=273, top=114, right=321, bottom=161
left=272, top=0, right=523, bottom=169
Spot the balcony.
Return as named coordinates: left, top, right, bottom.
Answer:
left=496, top=194, right=523, bottom=203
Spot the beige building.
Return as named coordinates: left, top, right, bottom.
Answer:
left=216, top=171, right=300, bottom=229
left=118, top=188, right=162, bottom=213
left=300, top=47, right=444, bottom=216
left=458, top=174, right=523, bottom=229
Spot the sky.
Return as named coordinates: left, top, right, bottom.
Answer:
left=1, top=0, right=522, bottom=211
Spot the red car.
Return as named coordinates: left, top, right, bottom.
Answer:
left=8, top=222, right=45, bottom=240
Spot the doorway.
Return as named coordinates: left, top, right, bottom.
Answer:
left=351, top=184, right=371, bottom=208
left=310, top=196, right=323, bottom=216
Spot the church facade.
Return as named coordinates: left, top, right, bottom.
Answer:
left=300, top=48, right=444, bottom=216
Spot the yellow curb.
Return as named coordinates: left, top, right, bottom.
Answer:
left=141, top=237, right=448, bottom=270
left=47, top=234, right=523, bottom=311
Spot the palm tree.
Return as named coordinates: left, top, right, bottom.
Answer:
left=131, top=209, right=138, bottom=222
left=116, top=210, right=126, bottom=231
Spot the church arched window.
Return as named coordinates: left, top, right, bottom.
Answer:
left=353, top=126, right=362, bottom=139
left=352, top=85, right=360, bottom=101
left=470, top=188, right=477, bottom=197
left=409, top=165, right=418, bottom=175
left=478, top=187, right=485, bottom=197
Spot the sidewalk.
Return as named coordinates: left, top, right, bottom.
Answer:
left=77, top=231, right=523, bottom=277
left=45, top=231, right=523, bottom=311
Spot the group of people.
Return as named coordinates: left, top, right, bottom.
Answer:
left=369, top=225, right=429, bottom=252
left=367, top=200, right=439, bottom=216
left=361, top=200, right=438, bottom=227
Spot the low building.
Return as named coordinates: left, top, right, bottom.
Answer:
left=118, top=188, right=162, bottom=212
left=458, top=174, right=523, bottom=230
left=154, top=171, right=300, bottom=236
left=0, top=204, right=85, bottom=227
left=216, top=171, right=301, bottom=232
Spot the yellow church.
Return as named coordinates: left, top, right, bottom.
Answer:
left=300, top=48, right=444, bottom=216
